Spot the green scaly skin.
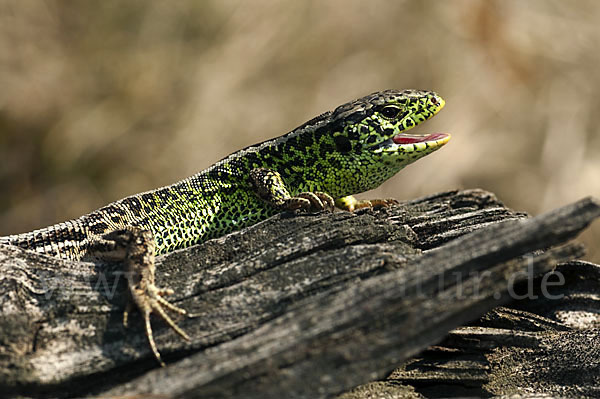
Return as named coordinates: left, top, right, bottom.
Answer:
left=0, top=89, right=450, bottom=365
left=1, top=89, right=448, bottom=258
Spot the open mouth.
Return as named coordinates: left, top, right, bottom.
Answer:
left=392, top=133, right=450, bottom=145
left=372, top=132, right=450, bottom=151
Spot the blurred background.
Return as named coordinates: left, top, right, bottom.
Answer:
left=0, top=0, right=598, bottom=262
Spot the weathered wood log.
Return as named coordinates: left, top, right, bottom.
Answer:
left=0, top=189, right=598, bottom=398
left=385, top=259, right=600, bottom=399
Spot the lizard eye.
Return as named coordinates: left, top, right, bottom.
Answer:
left=380, top=106, right=401, bottom=119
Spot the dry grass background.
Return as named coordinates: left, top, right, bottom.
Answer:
left=0, top=0, right=598, bottom=262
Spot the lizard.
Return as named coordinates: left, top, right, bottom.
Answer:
left=0, top=89, right=450, bottom=366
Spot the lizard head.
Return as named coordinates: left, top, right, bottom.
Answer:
left=323, top=89, right=450, bottom=194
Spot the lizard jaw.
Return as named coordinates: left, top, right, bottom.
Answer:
left=371, top=133, right=451, bottom=152
left=392, top=133, right=450, bottom=145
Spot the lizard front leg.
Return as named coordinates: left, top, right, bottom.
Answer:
left=89, top=227, right=189, bottom=366
left=250, top=168, right=335, bottom=212
left=335, top=195, right=399, bottom=212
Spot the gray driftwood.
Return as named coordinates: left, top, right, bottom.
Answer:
left=0, top=189, right=599, bottom=398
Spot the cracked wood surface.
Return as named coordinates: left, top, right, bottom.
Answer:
left=0, top=189, right=599, bottom=398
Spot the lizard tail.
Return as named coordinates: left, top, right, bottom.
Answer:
left=0, top=220, right=90, bottom=260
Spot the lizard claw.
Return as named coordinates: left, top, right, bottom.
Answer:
left=99, top=228, right=190, bottom=367
left=284, top=191, right=335, bottom=212
left=365, top=198, right=400, bottom=209
left=335, top=196, right=399, bottom=212
left=314, top=192, right=336, bottom=211
left=128, top=281, right=190, bottom=367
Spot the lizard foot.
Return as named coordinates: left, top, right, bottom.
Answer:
left=283, top=191, right=335, bottom=212
left=249, top=168, right=334, bottom=212
left=94, top=228, right=190, bottom=367
left=335, top=195, right=399, bottom=212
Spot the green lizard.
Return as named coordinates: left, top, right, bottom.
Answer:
left=0, top=89, right=450, bottom=366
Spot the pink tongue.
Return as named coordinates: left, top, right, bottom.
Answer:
left=392, top=133, right=449, bottom=144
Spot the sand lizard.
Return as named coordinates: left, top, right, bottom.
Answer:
left=0, top=89, right=450, bottom=366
